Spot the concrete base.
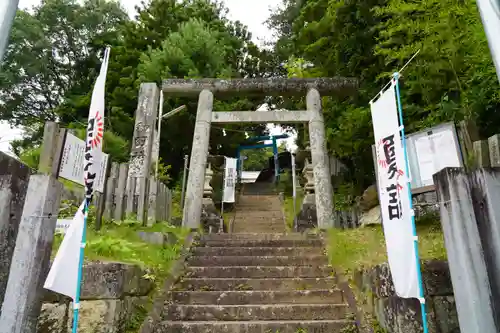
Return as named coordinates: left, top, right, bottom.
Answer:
left=296, top=194, right=318, bottom=232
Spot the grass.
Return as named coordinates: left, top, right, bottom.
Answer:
left=52, top=213, right=190, bottom=280
left=326, top=213, right=447, bottom=274
left=283, top=192, right=304, bottom=231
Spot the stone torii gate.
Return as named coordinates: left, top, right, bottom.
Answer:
left=161, top=78, right=357, bottom=230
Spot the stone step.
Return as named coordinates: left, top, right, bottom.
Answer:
left=187, top=266, right=332, bottom=278
left=199, top=239, right=323, bottom=248
left=232, top=227, right=287, bottom=233
left=192, top=247, right=324, bottom=257
left=171, top=290, right=344, bottom=305
left=157, top=320, right=356, bottom=333
left=164, top=304, right=350, bottom=321
left=179, top=278, right=337, bottom=291
left=188, top=256, right=328, bottom=267
left=200, top=233, right=321, bottom=241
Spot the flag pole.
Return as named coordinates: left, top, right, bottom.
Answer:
left=71, top=200, right=89, bottom=333
left=72, top=47, right=110, bottom=333
left=393, top=72, right=429, bottom=333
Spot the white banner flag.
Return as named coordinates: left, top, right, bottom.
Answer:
left=370, top=81, right=419, bottom=299
left=45, top=47, right=110, bottom=300
left=44, top=200, right=85, bottom=300
left=223, top=157, right=237, bottom=203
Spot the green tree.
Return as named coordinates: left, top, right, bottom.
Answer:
left=0, top=0, right=127, bottom=127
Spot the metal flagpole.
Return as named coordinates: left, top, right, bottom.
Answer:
left=180, top=154, right=188, bottom=208
left=393, top=72, right=429, bottom=333
left=0, top=0, right=19, bottom=62
left=291, top=152, right=297, bottom=231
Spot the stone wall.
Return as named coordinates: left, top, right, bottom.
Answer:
left=38, top=262, right=155, bottom=333
left=353, top=260, right=459, bottom=333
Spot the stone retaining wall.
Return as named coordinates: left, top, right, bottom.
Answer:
left=353, top=260, right=459, bottom=333
left=38, top=262, right=155, bottom=333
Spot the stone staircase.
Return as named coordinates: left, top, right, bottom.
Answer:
left=155, top=233, right=356, bottom=332
left=152, top=182, right=356, bottom=332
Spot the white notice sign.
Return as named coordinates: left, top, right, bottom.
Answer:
left=223, top=157, right=238, bottom=203
left=58, top=133, right=109, bottom=192
left=55, top=219, right=73, bottom=234
left=414, top=131, right=461, bottom=186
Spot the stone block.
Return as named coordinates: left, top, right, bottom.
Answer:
left=137, top=231, right=164, bottom=245
left=69, top=299, right=123, bottom=333
left=123, top=296, right=151, bottom=330
left=360, top=205, right=381, bottom=227
left=433, top=296, right=460, bottom=333
left=422, top=260, right=453, bottom=296
left=296, top=193, right=317, bottom=231
left=44, top=262, right=154, bottom=302
left=359, top=185, right=379, bottom=211
left=201, top=198, right=222, bottom=232
left=37, top=302, right=70, bottom=333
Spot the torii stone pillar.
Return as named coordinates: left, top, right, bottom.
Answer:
left=307, top=88, right=335, bottom=228
left=182, top=90, right=213, bottom=229
left=163, top=78, right=358, bottom=230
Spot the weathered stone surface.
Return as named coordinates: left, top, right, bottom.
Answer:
left=44, top=262, right=154, bottom=302
left=182, top=90, right=213, bottom=229
left=179, top=277, right=337, bottom=292
left=308, top=88, right=335, bottom=228
left=187, top=265, right=332, bottom=279
left=422, top=260, right=453, bottom=296
left=354, top=260, right=457, bottom=333
left=38, top=297, right=152, bottom=333
left=433, top=296, right=460, bottom=333
left=212, top=110, right=310, bottom=124
left=162, top=77, right=358, bottom=97
left=296, top=193, right=318, bottom=231
left=0, top=152, right=31, bottom=310
left=156, top=320, right=356, bottom=333
left=164, top=304, right=349, bottom=321
left=69, top=300, right=123, bottom=333
left=201, top=198, right=223, bottom=232
left=171, top=290, right=344, bottom=305
left=359, top=185, right=379, bottom=211
left=138, top=231, right=164, bottom=245
left=37, top=302, right=70, bottom=333
left=360, top=205, right=381, bottom=227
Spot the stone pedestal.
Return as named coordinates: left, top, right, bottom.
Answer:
left=297, top=156, right=318, bottom=231
left=200, top=163, right=223, bottom=233
left=297, top=193, right=317, bottom=232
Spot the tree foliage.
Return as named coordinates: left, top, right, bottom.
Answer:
left=3, top=0, right=500, bottom=192
left=268, top=0, right=500, bottom=192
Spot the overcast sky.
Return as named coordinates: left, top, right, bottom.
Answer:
left=1, top=0, right=294, bottom=154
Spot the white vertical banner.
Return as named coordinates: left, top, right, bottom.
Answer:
left=44, top=201, right=86, bottom=299
left=44, top=47, right=111, bottom=300
left=223, top=157, right=237, bottom=203
left=370, top=81, right=419, bottom=299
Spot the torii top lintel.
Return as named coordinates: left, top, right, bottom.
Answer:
left=161, top=77, right=358, bottom=97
